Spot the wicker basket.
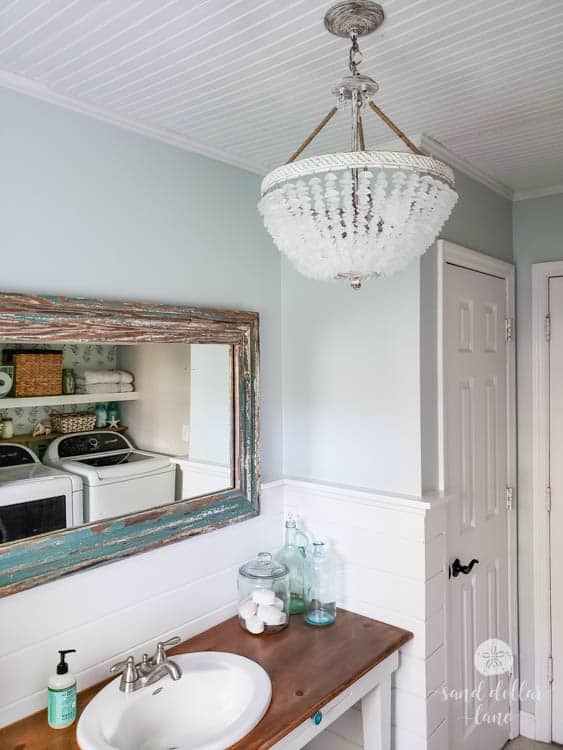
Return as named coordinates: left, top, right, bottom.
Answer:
left=51, top=412, right=96, bottom=434
left=5, top=350, right=63, bottom=397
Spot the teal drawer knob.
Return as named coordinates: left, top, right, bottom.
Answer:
left=312, top=710, right=323, bottom=725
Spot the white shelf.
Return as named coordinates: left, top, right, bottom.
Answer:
left=0, top=392, right=140, bottom=409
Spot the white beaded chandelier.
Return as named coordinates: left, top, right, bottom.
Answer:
left=258, top=1, right=458, bottom=289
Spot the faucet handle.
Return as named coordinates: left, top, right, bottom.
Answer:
left=138, top=653, right=153, bottom=675
left=110, top=655, right=139, bottom=683
left=154, top=636, right=181, bottom=665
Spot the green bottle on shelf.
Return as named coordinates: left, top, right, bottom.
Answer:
left=275, top=513, right=310, bottom=615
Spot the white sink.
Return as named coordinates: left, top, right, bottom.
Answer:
left=77, top=652, right=272, bottom=750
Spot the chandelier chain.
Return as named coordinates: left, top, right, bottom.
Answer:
left=349, top=33, right=363, bottom=76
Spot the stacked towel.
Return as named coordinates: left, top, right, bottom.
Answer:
left=75, top=370, right=135, bottom=394
left=75, top=382, right=134, bottom=394
left=75, top=369, right=133, bottom=385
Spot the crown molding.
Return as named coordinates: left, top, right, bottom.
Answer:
left=4, top=72, right=561, bottom=203
left=420, top=134, right=514, bottom=201
left=513, top=184, right=563, bottom=202
left=0, top=71, right=266, bottom=177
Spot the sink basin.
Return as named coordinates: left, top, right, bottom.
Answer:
left=77, top=652, right=272, bottom=750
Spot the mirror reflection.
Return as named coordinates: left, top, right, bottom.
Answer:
left=0, top=342, right=234, bottom=545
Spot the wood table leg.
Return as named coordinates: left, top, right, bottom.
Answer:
left=361, top=675, right=392, bottom=750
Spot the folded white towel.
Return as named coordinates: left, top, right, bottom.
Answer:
left=75, top=383, right=134, bottom=394
left=75, top=370, right=133, bottom=385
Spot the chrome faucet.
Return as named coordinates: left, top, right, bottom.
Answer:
left=144, top=660, right=182, bottom=686
left=110, top=636, right=182, bottom=693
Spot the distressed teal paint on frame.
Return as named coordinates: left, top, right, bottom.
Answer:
left=0, top=495, right=256, bottom=590
left=0, top=292, right=260, bottom=597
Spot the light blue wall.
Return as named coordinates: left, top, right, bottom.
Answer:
left=0, top=88, right=282, bottom=481
left=440, top=171, right=513, bottom=262
left=282, top=170, right=513, bottom=497
left=513, top=193, right=563, bottom=712
left=282, top=258, right=422, bottom=496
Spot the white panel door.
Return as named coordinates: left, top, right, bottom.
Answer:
left=445, top=264, right=510, bottom=750
left=549, top=276, right=563, bottom=743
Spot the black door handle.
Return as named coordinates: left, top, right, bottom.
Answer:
left=449, top=558, right=479, bottom=579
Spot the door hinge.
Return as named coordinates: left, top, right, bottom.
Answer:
left=547, top=485, right=552, bottom=513
left=505, top=317, right=514, bottom=342
left=548, top=656, right=554, bottom=684
left=506, top=486, right=514, bottom=511
left=546, top=315, right=551, bottom=342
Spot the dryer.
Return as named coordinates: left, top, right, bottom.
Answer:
left=43, top=431, right=176, bottom=523
left=0, top=443, right=83, bottom=544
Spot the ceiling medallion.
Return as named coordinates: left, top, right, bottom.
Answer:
left=258, top=0, right=458, bottom=289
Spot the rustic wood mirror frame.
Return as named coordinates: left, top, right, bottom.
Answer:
left=0, top=293, right=260, bottom=597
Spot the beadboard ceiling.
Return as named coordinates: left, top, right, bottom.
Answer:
left=1, top=0, right=562, bottom=198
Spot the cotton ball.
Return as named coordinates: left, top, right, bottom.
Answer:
left=245, top=615, right=265, bottom=635
left=272, top=597, right=284, bottom=611
left=239, top=599, right=257, bottom=619
left=257, top=604, right=285, bottom=626
left=252, top=588, right=275, bottom=605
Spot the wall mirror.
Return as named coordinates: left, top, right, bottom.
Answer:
left=0, top=293, right=260, bottom=596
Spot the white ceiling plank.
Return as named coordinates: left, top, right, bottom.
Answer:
left=119, top=17, right=561, bottom=130
left=0, top=0, right=84, bottom=59
left=59, top=0, right=251, bottom=98
left=6, top=2, right=109, bottom=73
left=84, top=1, right=324, bottom=113
left=0, top=0, right=51, bottom=41
left=148, top=18, right=563, bottom=127
left=16, top=1, right=148, bottom=78
left=0, top=0, right=561, bottom=193
left=43, top=1, right=183, bottom=85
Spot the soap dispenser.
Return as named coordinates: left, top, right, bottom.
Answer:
left=275, top=513, right=310, bottom=615
left=48, top=649, right=77, bottom=729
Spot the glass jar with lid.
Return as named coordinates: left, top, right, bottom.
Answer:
left=238, top=552, right=290, bottom=635
left=62, top=368, right=76, bottom=395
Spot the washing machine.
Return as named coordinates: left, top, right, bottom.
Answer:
left=0, top=443, right=83, bottom=544
left=43, top=431, right=176, bottom=523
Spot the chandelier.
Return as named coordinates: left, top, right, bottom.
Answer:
left=258, top=1, right=458, bottom=289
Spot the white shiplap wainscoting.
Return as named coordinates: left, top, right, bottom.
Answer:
left=0, top=478, right=447, bottom=749
left=282, top=480, right=448, bottom=750
left=0, top=482, right=285, bottom=729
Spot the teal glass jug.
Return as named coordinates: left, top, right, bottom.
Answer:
left=275, top=514, right=309, bottom=615
left=304, top=541, right=337, bottom=626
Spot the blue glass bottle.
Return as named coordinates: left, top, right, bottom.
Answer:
left=95, top=403, right=107, bottom=428
left=304, top=541, right=337, bottom=626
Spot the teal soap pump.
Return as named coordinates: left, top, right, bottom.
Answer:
left=275, top=513, right=310, bottom=615
left=48, top=649, right=77, bottom=729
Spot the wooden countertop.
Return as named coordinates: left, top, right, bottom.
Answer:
left=1, top=609, right=412, bottom=750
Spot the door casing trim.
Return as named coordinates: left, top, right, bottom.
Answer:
left=530, top=261, right=563, bottom=742
left=437, top=240, right=518, bottom=741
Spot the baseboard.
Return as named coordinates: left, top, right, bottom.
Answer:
left=520, top=711, right=535, bottom=740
